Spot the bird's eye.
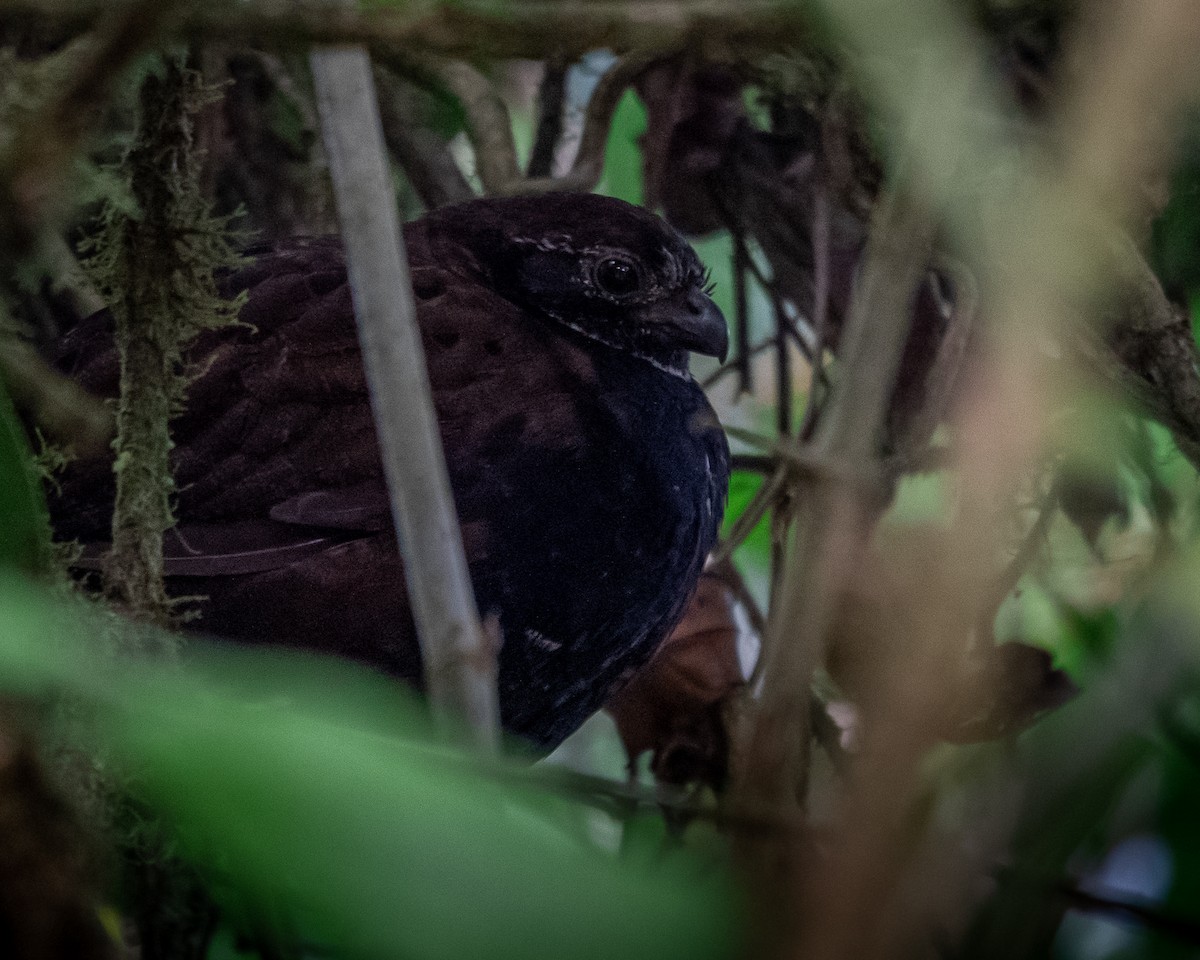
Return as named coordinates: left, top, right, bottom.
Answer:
left=595, top=257, right=641, bottom=297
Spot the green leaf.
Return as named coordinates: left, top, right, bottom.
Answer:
left=723, top=470, right=772, bottom=567
left=0, top=578, right=743, bottom=960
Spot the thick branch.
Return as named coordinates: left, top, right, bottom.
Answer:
left=0, top=1, right=821, bottom=62
left=309, top=44, right=500, bottom=751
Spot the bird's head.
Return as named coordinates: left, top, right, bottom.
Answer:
left=427, top=193, right=728, bottom=375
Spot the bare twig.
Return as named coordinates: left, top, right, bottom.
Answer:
left=797, top=181, right=833, bottom=439
left=1079, top=238, right=1200, bottom=471
left=883, top=252, right=979, bottom=484
left=310, top=43, right=500, bottom=751
left=711, top=465, right=789, bottom=567
left=773, top=298, right=794, bottom=438
left=728, top=185, right=936, bottom=818
left=732, top=239, right=753, bottom=395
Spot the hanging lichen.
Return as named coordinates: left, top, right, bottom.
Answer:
left=82, top=53, right=245, bottom=630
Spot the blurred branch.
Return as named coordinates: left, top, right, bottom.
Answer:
left=310, top=42, right=501, bottom=751
left=702, top=338, right=782, bottom=390
left=391, top=48, right=665, bottom=197
left=0, top=715, right=117, bottom=960
left=400, top=52, right=522, bottom=196
left=0, top=0, right=176, bottom=260
left=765, top=0, right=1200, bottom=956
left=0, top=0, right=821, bottom=62
left=797, top=182, right=833, bottom=438
left=1083, top=239, right=1200, bottom=471
left=0, top=335, right=111, bottom=459
left=886, top=253, right=978, bottom=477
left=977, top=482, right=1056, bottom=640
left=732, top=239, right=752, bottom=394
left=373, top=66, right=474, bottom=208
left=728, top=185, right=936, bottom=820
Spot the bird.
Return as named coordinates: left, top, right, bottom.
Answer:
left=49, top=193, right=731, bottom=750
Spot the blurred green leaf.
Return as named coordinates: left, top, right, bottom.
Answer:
left=619, top=810, right=671, bottom=871
left=689, top=232, right=736, bottom=329
left=599, top=90, right=645, bottom=206
left=0, top=577, right=743, bottom=960
left=1058, top=606, right=1123, bottom=674
left=263, top=85, right=313, bottom=160
left=0, top=375, right=51, bottom=574
left=723, top=470, right=772, bottom=567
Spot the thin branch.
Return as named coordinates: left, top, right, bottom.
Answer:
left=516, top=48, right=667, bottom=194
left=310, top=44, right=500, bottom=751
left=389, top=47, right=668, bottom=198
left=730, top=453, right=777, bottom=475
left=809, top=180, right=833, bottom=366
left=728, top=185, right=937, bottom=820
left=1076, top=238, right=1200, bottom=472
left=994, top=868, right=1200, bottom=946
left=701, top=338, right=778, bottom=390
left=797, top=180, right=833, bottom=440
left=774, top=296, right=793, bottom=437
left=977, top=483, right=1056, bottom=640
left=732, top=238, right=753, bottom=394
left=892, top=254, right=978, bottom=460
left=711, top=465, right=789, bottom=567
left=527, top=56, right=569, bottom=179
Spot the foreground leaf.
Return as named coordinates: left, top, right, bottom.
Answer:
left=0, top=577, right=743, bottom=960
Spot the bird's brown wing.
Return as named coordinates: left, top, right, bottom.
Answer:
left=49, top=230, right=595, bottom=679
left=52, top=237, right=391, bottom=572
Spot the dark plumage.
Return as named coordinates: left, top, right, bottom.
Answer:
left=50, top=193, right=731, bottom=749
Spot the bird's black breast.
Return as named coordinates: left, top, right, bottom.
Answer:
left=463, top=333, right=730, bottom=746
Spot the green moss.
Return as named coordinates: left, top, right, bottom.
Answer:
left=82, top=54, right=245, bottom=629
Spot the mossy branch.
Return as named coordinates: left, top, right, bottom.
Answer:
left=83, top=54, right=243, bottom=629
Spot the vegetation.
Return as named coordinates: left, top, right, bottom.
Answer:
left=1, top=1, right=1199, bottom=959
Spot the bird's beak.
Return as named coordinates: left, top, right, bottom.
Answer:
left=642, top=290, right=729, bottom=362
